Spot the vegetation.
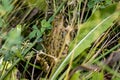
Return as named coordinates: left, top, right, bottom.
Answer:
left=0, top=0, right=120, bottom=80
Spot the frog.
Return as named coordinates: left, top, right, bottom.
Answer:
left=42, top=14, right=74, bottom=59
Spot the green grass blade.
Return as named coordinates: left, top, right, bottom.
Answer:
left=51, top=3, right=120, bottom=80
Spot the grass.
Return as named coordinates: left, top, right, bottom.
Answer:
left=0, top=0, right=120, bottom=80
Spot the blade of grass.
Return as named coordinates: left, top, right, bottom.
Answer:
left=92, top=43, right=120, bottom=64
left=48, top=0, right=67, bottom=22
left=0, top=0, right=68, bottom=79
left=51, top=3, right=120, bottom=79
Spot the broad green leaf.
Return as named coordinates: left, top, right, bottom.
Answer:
left=70, top=71, right=80, bottom=80
left=51, top=3, right=120, bottom=80
left=1, top=25, right=22, bottom=61
left=3, top=25, right=22, bottom=48
left=2, top=0, right=13, bottom=12
left=91, top=71, right=104, bottom=80
left=0, top=0, right=13, bottom=16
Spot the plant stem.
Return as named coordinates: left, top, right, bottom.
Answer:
left=48, top=0, right=67, bottom=23
left=92, top=43, right=120, bottom=64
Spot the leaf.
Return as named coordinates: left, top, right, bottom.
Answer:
left=40, top=27, right=46, bottom=34
left=29, top=30, right=37, bottom=39
left=0, top=6, right=6, bottom=16
left=29, top=25, right=42, bottom=39
left=28, top=20, right=52, bottom=39
left=51, top=3, right=120, bottom=79
left=3, top=25, right=22, bottom=48
left=70, top=71, right=80, bottom=80
left=41, top=19, right=51, bottom=29
left=0, top=0, right=13, bottom=16
left=2, top=0, right=13, bottom=12
left=41, top=19, right=52, bottom=33
left=37, top=30, right=42, bottom=37
left=114, top=77, right=120, bottom=80
left=1, top=25, right=22, bottom=61
left=91, top=71, right=104, bottom=80
left=33, top=25, right=38, bottom=30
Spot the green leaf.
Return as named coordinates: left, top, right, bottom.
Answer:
left=113, top=77, right=120, bottom=80
left=105, top=0, right=112, bottom=5
left=29, top=30, right=37, bottom=39
left=51, top=3, right=120, bottom=79
left=70, top=71, right=80, bottom=80
left=40, top=27, right=46, bottom=34
left=41, top=19, right=51, bottom=29
left=33, top=25, right=38, bottom=30
left=91, top=71, right=104, bottom=80
left=2, top=0, right=13, bottom=12
left=3, top=25, right=22, bottom=48
left=1, top=25, right=22, bottom=61
left=40, top=19, right=52, bottom=34
left=36, top=30, right=42, bottom=37
left=29, top=25, right=42, bottom=39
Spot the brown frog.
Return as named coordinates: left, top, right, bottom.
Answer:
left=42, top=14, right=74, bottom=59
